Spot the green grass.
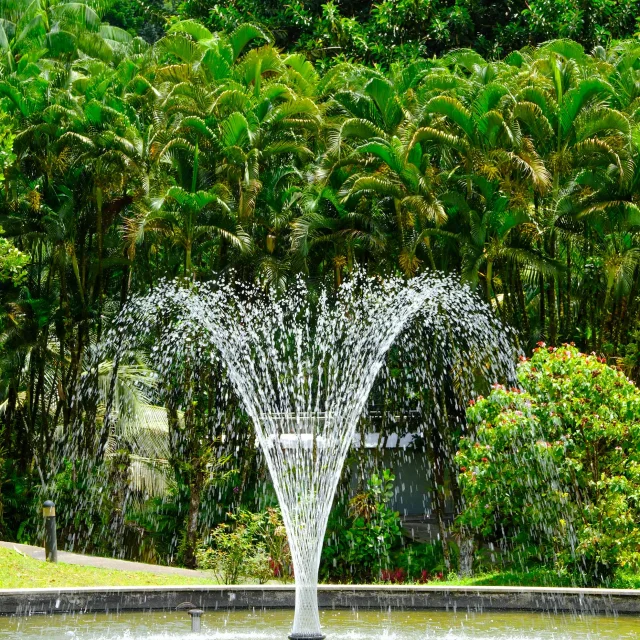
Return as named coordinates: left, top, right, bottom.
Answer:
left=3, top=546, right=638, bottom=590
left=609, top=572, right=640, bottom=589
left=444, top=570, right=640, bottom=589
left=428, top=569, right=580, bottom=588
left=382, top=569, right=640, bottom=589
left=0, top=547, right=217, bottom=589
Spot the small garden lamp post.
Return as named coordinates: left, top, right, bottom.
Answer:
left=42, top=500, right=57, bottom=562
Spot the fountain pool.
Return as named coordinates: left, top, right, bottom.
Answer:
left=1, top=609, right=638, bottom=639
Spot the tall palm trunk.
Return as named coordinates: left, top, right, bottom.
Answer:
left=431, top=385, right=452, bottom=573
left=539, top=270, right=546, bottom=340
left=184, top=467, right=205, bottom=569
left=547, top=231, right=558, bottom=345
left=95, top=186, right=104, bottom=342
left=564, top=238, right=572, bottom=338
left=486, top=258, right=495, bottom=305
left=431, top=419, right=451, bottom=573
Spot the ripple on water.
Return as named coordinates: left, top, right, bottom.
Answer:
left=2, top=610, right=639, bottom=640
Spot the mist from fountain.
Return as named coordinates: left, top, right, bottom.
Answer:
left=102, top=272, right=516, bottom=640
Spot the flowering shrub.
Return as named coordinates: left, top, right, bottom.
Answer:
left=197, top=507, right=291, bottom=584
left=456, top=345, right=640, bottom=582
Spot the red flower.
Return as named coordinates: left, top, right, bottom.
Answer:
left=482, top=457, right=489, bottom=462
left=381, top=568, right=406, bottom=584
left=270, top=558, right=283, bottom=578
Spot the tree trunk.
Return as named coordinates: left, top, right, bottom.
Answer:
left=3, top=384, right=17, bottom=452
left=565, top=238, right=572, bottom=338
left=98, top=352, right=121, bottom=461
left=183, top=469, right=205, bottom=569
left=547, top=231, right=557, bottom=345
left=515, top=265, right=529, bottom=337
left=458, top=533, right=475, bottom=577
left=430, top=414, right=451, bottom=573
left=539, top=271, right=546, bottom=340
left=95, top=186, right=104, bottom=342
left=108, top=450, right=131, bottom=558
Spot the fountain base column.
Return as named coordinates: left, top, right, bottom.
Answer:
left=289, top=580, right=324, bottom=640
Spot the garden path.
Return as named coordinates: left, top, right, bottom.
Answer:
left=0, top=541, right=208, bottom=577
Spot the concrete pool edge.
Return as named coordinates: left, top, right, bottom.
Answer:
left=1, top=585, right=640, bottom=616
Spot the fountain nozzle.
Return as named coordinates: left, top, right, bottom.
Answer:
left=188, top=608, right=204, bottom=632
left=176, top=603, right=203, bottom=633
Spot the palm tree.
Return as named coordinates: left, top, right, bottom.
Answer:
left=317, top=72, right=448, bottom=275
left=292, top=184, right=387, bottom=286
left=511, top=40, right=632, bottom=344
left=0, top=0, right=134, bottom=69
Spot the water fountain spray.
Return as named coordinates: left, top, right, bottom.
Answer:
left=105, top=271, right=515, bottom=639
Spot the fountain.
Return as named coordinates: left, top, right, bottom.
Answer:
left=104, top=271, right=516, bottom=640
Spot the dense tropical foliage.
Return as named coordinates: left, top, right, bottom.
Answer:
left=458, top=345, right=640, bottom=583
left=109, top=0, right=640, bottom=64
left=1, top=0, right=640, bottom=583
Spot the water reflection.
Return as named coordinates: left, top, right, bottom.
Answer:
left=0, top=609, right=638, bottom=639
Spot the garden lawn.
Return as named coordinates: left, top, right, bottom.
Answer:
left=3, top=546, right=638, bottom=590
left=417, top=570, right=640, bottom=589
left=0, top=547, right=217, bottom=589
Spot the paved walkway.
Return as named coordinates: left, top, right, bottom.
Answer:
left=0, top=541, right=209, bottom=578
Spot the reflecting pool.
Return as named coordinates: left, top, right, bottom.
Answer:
left=1, top=608, right=638, bottom=639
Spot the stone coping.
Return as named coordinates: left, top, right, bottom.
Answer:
left=1, top=584, right=640, bottom=617
left=2, top=584, right=640, bottom=596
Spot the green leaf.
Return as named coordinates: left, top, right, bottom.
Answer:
left=560, top=79, right=614, bottom=138
left=364, top=77, right=403, bottom=132
left=229, top=22, right=271, bottom=61
left=538, top=39, right=586, bottom=62
left=49, top=3, right=102, bottom=32
left=426, top=96, right=475, bottom=141
left=99, top=24, right=132, bottom=44
left=221, top=112, right=250, bottom=148
left=473, top=84, right=509, bottom=117
left=168, top=19, right=214, bottom=43
left=157, top=33, right=202, bottom=65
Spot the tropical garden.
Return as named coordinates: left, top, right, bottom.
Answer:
left=1, top=0, right=640, bottom=588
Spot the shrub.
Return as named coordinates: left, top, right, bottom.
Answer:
left=456, top=345, right=640, bottom=583
left=322, top=470, right=403, bottom=582
left=0, top=226, right=29, bottom=286
left=260, top=507, right=293, bottom=582
left=198, top=511, right=265, bottom=584
left=393, top=541, right=455, bottom=581
left=197, top=507, right=291, bottom=584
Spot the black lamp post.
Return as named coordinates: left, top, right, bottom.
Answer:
left=42, top=500, right=57, bottom=563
